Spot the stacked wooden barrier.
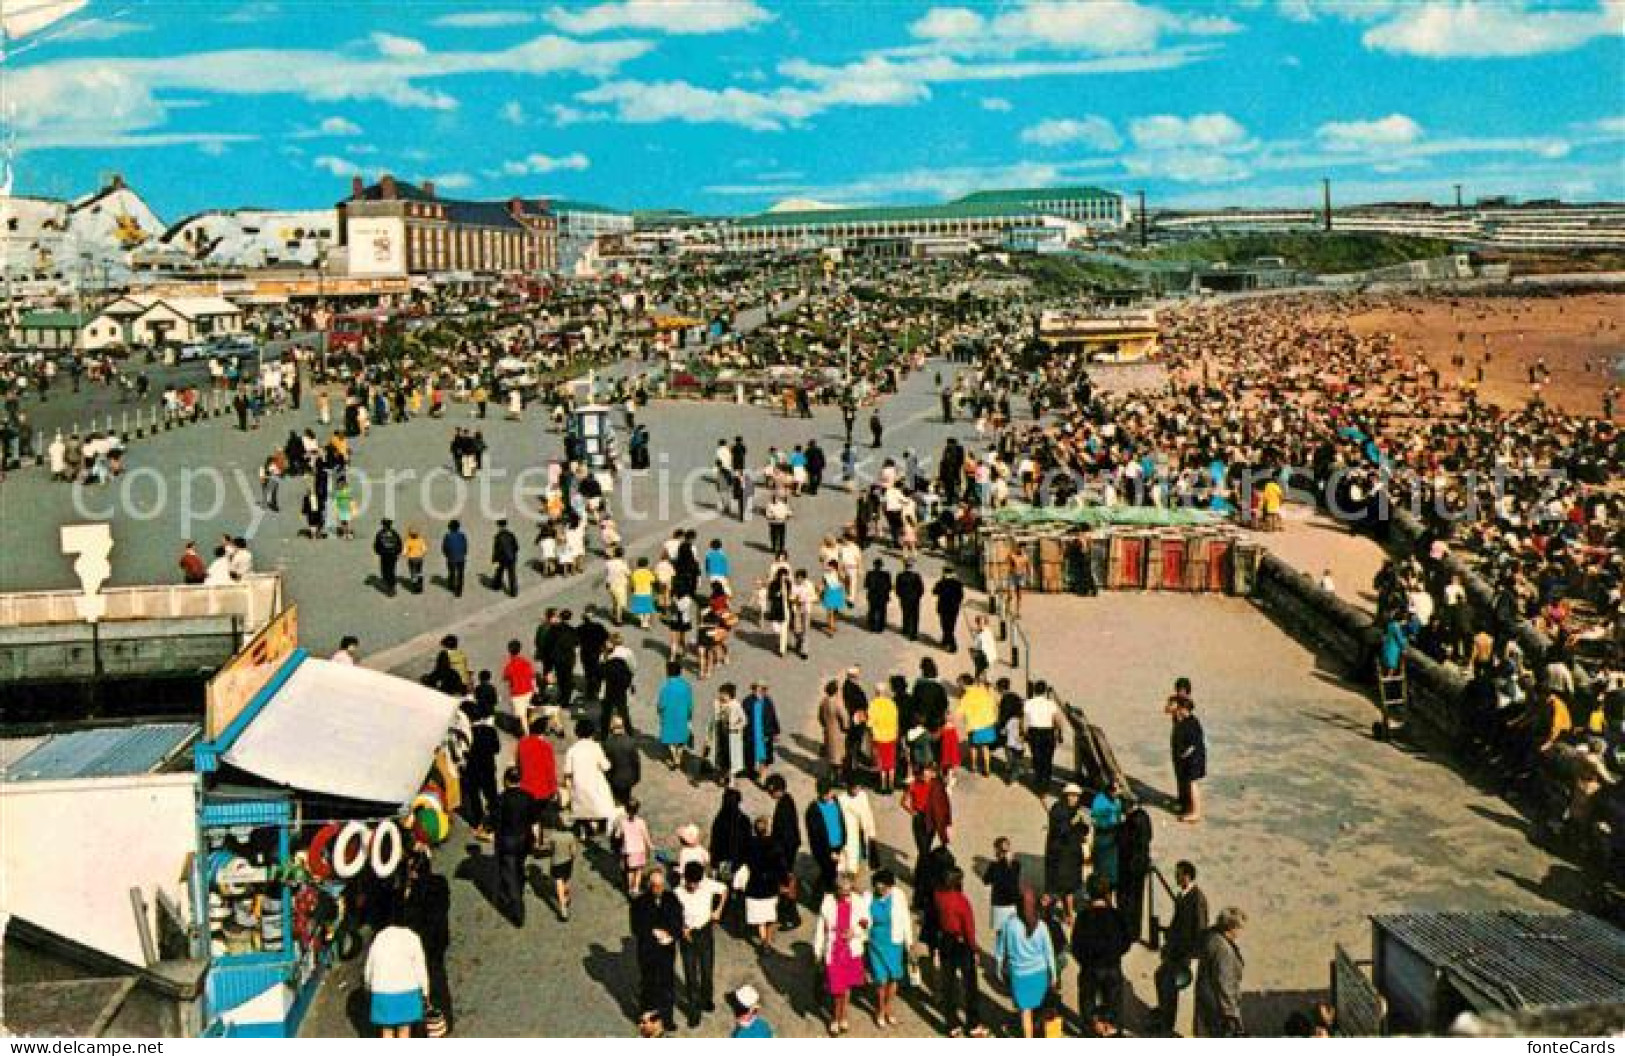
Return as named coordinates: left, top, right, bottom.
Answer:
left=979, top=524, right=1262, bottom=596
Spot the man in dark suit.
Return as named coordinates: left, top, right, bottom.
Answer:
left=547, top=609, right=580, bottom=720
left=895, top=559, right=925, bottom=640
left=863, top=558, right=893, bottom=633
left=1152, top=859, right=1210, bottom=1034
left=577, top=612, right=609, bottom=706
left=804, top=439, right=826, bottom=495
left=491, top=519, right=520, bottom=596
left=441, top=518, right=468, bottom=596
left=933, top=566, right=965, bottom=652
left=493, top=767, right=534, bottom=925
left=372, top=518, right=403, bottom=596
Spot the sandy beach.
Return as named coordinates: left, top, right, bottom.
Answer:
left=1341, top=292, right=1625, bottom=419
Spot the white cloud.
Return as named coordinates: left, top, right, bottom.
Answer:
left=370, top=32, right=428, bottom=58
left=496, top=152, right=592, bottom=176
left=980, top=96, right=1013, bottom=112
left=1124, top=150, right=1252, bottom=183
left=427, top=172, right=474, bottom=190
left=910, top=7, right=984, bottom=40
left=432, top=10, right=537, bottom=28
left=499, top=100, right=526, bottom=125
left=1019, top=116, right=1121, bottom=150
left=314, top=155, right=362, bottom=177
left=1316, top=114, right=1422, bottom=151
left=906, top=0, right=1241, bottom=56
left=547, top=0, right=771, bottom=35
left=547, top=103, right=596, bottom=126
left=1276, top=0, right=1400, bottom=23
left=11, top=34, right=653, bottom=148
left=51, top=18, right=148, bottom=41
left=1362, top=1, right=1623, bottom=58
left=576, top=49, right=1209, bottom=130
left=1130, top=113, right=1253, bottom=151
left=318, top=115, right=364, bottom=136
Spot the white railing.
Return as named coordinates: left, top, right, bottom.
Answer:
left=0, top=573, right=282, bottom=632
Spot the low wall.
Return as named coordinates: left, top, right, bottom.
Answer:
left=1252, top=551, right=1470, bottom=746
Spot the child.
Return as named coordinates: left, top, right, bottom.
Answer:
left=404, top=527, right=428, bottom=593
left=538, top=528, right=559, bottom=578
left=629, top=557, right=657, bottom=630
left=546, top=814, right=577, bottom=922
left=616, top=798, right=652, bottom=894
left=1002, top=711, right=1026, bottom=786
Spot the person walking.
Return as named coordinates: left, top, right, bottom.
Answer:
left=403, top=526, right=428, bottom=593
left=441, top=519, right=468, bottom=597
left=933, top=566, right=964, bottom=652
left=814, top=871, right=870, bottom=1035
left=604, top=715, right=641, bottom=805
left=1117, top=796, right=1154, bottom=946
left=865, top=868, right=912, bottom=1029
left=863, top=558, right=892, bottom=633
left=1022, top=681, right=1064, bottom=795
left=1152, top=860, right=1209, bottom=1035
left=629, top=867, right=683, bottom=1033
left=657, top=661, right=695, bottom=775
left=995, top=888, right=1058, bottom=1038
left=364, top=915, right=431, bottom=1038
left=491, top=519, right=520, bottom=597
left=674, top=861, right=727, bottom=1028
left=1194, top=908, right=1247, bottom=1038
left=741, top=814, right=791, bottom=948
left=492, top=767, right=534, bottom=926
left=1071, top=873, right=1132, bottom=1027
left=1044, top=784, right=1089, bottom=920
left=805, top=780, right=847, bottom=897
left=934, top=868, right=988, bottom=1037
left=895, top=559, right=924, bottom=640
left=564, top=720, right=616, bottom=841
left=373, top=518, right=403, bottom=596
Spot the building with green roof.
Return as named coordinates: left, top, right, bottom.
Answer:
left=725, top=186, right=1124, bottom=251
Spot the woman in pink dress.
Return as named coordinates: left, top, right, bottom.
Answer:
left=814, top=872, right=870, bottom=1035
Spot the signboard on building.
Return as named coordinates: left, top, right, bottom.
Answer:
left=205, top=605, right=298, bottom=739
left=347, top=216, right=406, bottom=277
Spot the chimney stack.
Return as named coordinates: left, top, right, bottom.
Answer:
left=380, top=173, right=398, bottom=199
left=422, top=180, right=435, bottom=199
left=109, top=173, right=125, bottom=190
left=351, top=175, right=365, bottom=197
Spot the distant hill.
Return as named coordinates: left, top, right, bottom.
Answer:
left=1146, top=232, right=1456, bottom=274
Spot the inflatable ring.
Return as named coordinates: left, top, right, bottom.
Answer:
left=332, top=821, right=370, bottom=879
left=306, top=822, right=342, bottom=881
left=370, top=819, right=404, bottom=878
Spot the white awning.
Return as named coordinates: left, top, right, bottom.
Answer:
left=223, top=657, right=456, bottom=808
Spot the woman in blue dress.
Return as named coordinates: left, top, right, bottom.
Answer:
left=820, top=561, right=846, bottom=636
left=1090, top=781, right=1124, bottom=889
left=994, top=888, right=1057, bottom=1037
left=865, top=869, right=913, bottom=1029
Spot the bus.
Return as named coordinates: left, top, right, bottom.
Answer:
left=325, top=310, right=400, bottom=355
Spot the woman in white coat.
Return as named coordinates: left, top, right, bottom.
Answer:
left=813, top=872, right=871, bottom=1035
left=835, top=778, right=877, bottom=876
left=564, top=718, right=616, bottom=837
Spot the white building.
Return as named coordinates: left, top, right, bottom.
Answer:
left=160, top=208, right=338, bottom=269
left=98, top=295, right=245, bottom=346
left=1, top=175, right=164, bottom=291
left=549, top=199, right=634, bottom=275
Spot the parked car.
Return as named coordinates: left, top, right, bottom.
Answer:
left=177, top=341, right=212, bottom=361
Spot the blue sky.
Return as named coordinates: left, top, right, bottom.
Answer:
left=7, top=0, right=1623, bottom=221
